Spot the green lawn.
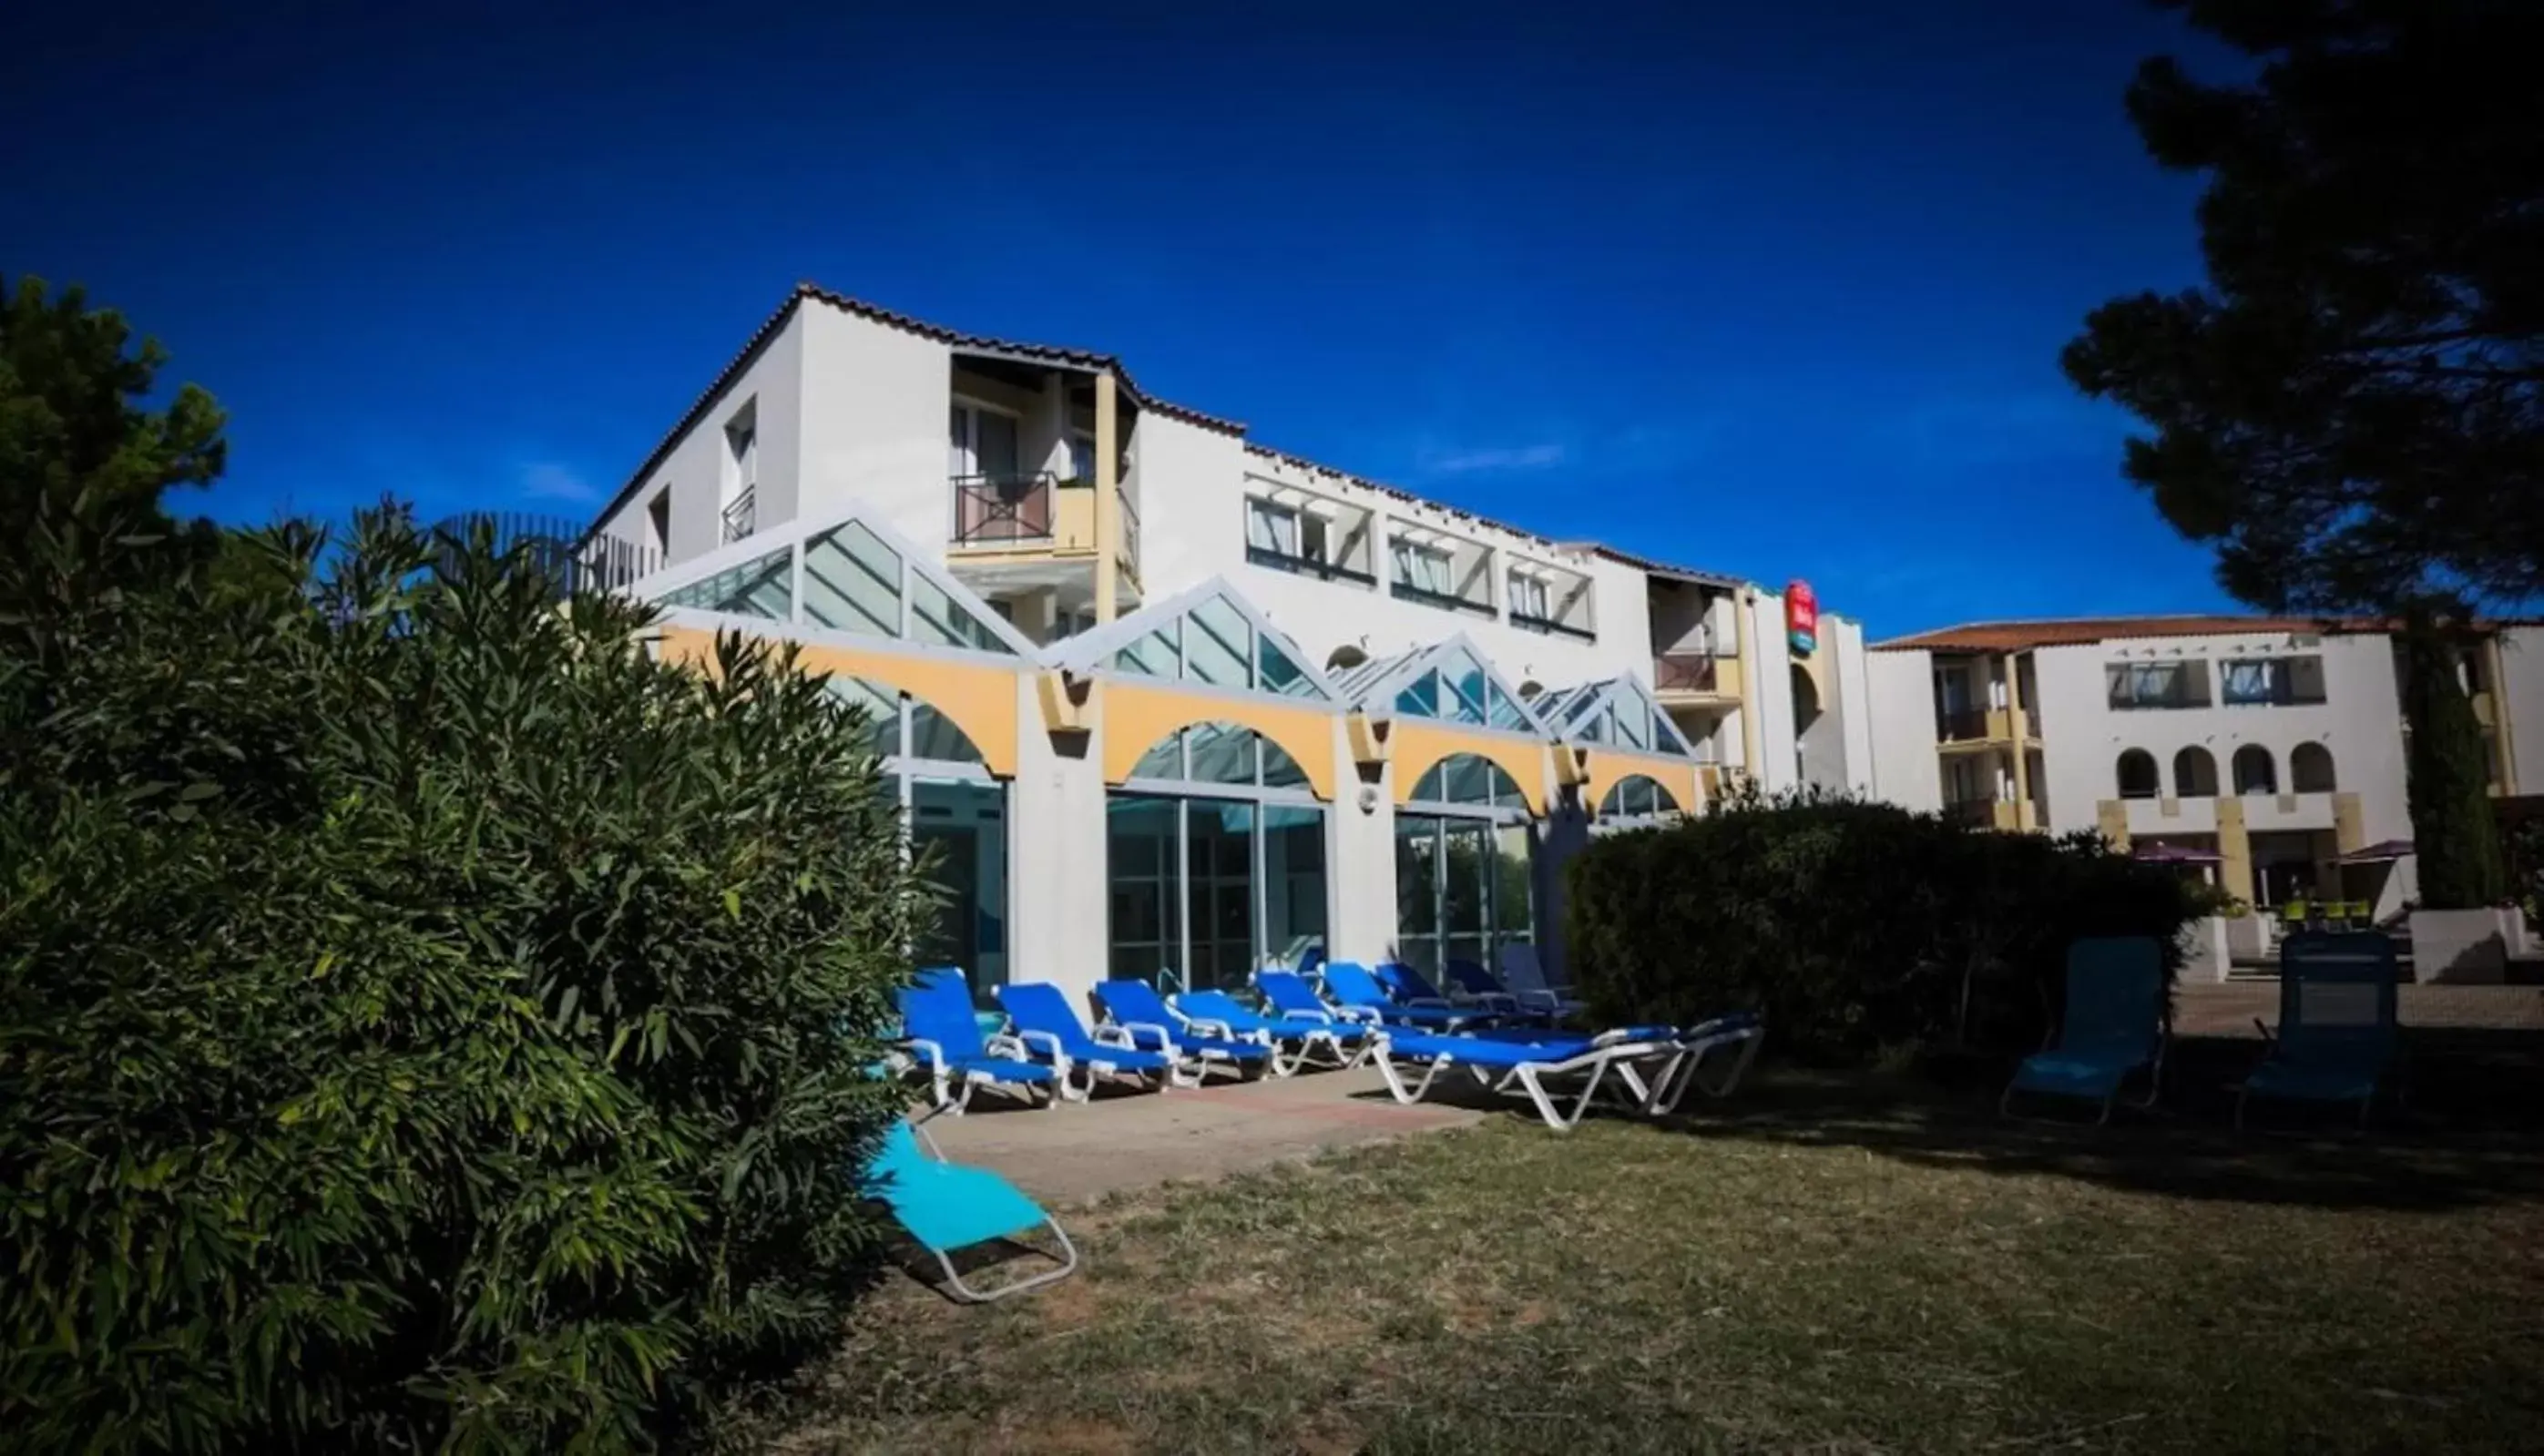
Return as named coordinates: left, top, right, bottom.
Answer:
left=770, top=1069, right=2544, bottom=1453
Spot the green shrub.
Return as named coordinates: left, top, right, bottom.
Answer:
left=1565, top=795, right=2211, bottom=1066
left=1, top=512, right=928, bottom=1451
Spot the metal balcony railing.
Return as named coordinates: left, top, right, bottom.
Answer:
left=430, top=512, right=660, bottom=597
left=1513, top=610, right=1596, bottom=641
left=1936, top=708, right=1992, bottom=742
left=951, top=472, right=1057, bottom=545
left=720, top=485, right=756, bottom=545
left=1655, top=652, right=1727, bottom=693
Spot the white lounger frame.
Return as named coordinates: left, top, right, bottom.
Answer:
left=903, top=1033, right=1057, bottom=1115
left=1374, top=1022, right=1765, bottom=1131
left=907, top=1115, right=1081, bottom=1301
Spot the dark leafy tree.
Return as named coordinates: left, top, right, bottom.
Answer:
left=2397, top=618, right=2509, bottom=908
left=2060, top=0, right=2544, bottom=614
left=0, top=274, right=228, bottom=623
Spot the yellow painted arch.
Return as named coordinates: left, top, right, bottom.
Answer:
left=1583, top=750, right=1701, bottom=820
left=655, top=625, right=1024, bottom=778
left=1101, top=680, right=1340, bottom=800
left=1390, top=721, right=1550, bottom=817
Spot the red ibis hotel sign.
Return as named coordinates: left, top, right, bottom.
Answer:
left=1786, top=580, right=1818, bottom=656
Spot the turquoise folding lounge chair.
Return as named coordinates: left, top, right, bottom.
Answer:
left=993, top=982, right=1179, bottom=1100
left=2239, top=932, right=2400, bottom=1131
left=2000, top=937, right=2168, bottom=1125
left=861, top=1117, right=1077, bottom=1302
left=1091, top=979, right=1271, bottom=1084
left=1174, top=987, right=1374, bottom=1074
left=898, top=967, right=1057, bottom=1113
left=1323, top=961, right=1499, bottom=1031
left=1497, top=942, right=1589, bottom=1020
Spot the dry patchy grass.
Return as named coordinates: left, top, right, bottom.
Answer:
left=766, top=1071, right=2544, bottom=1453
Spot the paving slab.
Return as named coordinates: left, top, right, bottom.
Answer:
left=2175, top=981, right=2544, bottom=1036
left=917, top=1065, right=1481, bottom=1207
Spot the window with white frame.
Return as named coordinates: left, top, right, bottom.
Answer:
left=1392, top=538, right=1454, bottom=596
left=1068, top=432, right=1096, bottom=484
left=1507, top=570, right=1549, bottom=623
left=1247, top=497, right=1300, bottom=556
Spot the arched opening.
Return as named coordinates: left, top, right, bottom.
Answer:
left=2232, top=744, right=2278, bottom=795
left=2172, top=746, right=2218, bottom=799
left=827, top=677, right=1006, bottom=989
left=1397, top=753, right=1536, bottom=981
left=1109, top=721, right=1327, bottom=992
left=2290, top=741, right=2336, bottom=793
left=1597, top=774, right=1683, bottom=820
left=2116, top=748, right=2160, bottom=799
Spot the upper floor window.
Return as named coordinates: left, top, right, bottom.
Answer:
left=1392, top=539, right=1454, bottom=596
left=1507, top=570, right=1549, bottom=623
left=2116, top=748, right=2161, bottom=799
left=2106, top=659, right=2211, bottom=710
left=2220, top=656, right=2326, bottom=707
left=646, top=488, right=671, bottom=558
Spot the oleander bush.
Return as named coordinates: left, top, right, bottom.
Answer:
left=1566, top=793, right=2212, bottom=1066
left=0, top=509, right=928, bottom=1451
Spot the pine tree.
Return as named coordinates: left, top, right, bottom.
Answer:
left=2397, top=618, right=2507, bottom=910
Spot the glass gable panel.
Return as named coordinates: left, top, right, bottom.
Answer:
left=1186, top=722, right=1258, bottom=784
left=800, top=523, right=898, bottom=636
left=823, top=677, right=901, bottom=758
left=1487, top=680, right=1529, bottom=732
left=1185, top=597, right=1252, bottom=687
left=910, top=573, right=1012, bottom=655
left=1257, top=633, right=1323, bottom=699
left=1113, top=625, right=1180, bottom=677
left=1395, top=670, right=1443, bottom=719
left=1442, top=650, right=1490, bottom=726
left=1615, top=697, right=1650, bottom=748
left=664, top=547, right=792, bottom=620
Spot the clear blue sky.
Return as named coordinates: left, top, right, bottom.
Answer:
left=4, top=0, right=2243, bottom=638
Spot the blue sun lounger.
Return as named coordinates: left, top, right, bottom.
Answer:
left=898, top=967, right=1057, bottom=1113
left=2239, top=932, right=2400, bottom=1130
left=1497, top=942, right=1589, bottom=1021
left=993, top=982, right=1178, bottom=1101
left=1323, top=961, right=1500, bottom=1031
left=2001, top=937, right=2168, bottom=1125
left=1090, top=979, right=1272, bottom=1084
left=1441, top=958, right=1567, bottom=1024
left=1374, top=1012, right=1765, bottom=1130
left=861, top=1117, right=1077, bottom=1301
left=1171, top=987, right=1377, bottom=1074
left=1255, top=969, right=1382, bottom=1030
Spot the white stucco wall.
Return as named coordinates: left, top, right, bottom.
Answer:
left=2498, top=626, right=2544, bottom=795
left=1866, top=648, right=1942, bottom=810
left=1831, top=616, right=1878, bottom=798
left=592, top=309, right=807, bottom=566
left=794, top=304, right=955, bottom=550
left=1745, top=589, right=1798, bottom=792
left=2033, top=631, right=2410, bottom=842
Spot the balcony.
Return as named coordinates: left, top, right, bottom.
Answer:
left=1944, top=798, right=2019, bottom=830
left=1654, top=651, right=1742, bottom=705
left=1936, top=706, right=2036, bottom=747
left=952, top=472, right=1059, bottom=546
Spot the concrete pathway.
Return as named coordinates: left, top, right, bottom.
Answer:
left=2176, top=981, right=2544, bottom=1036
left=919, top=1065, right=1481, bottom=1207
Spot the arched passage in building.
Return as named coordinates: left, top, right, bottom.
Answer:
left=1395, top=753, right=1537, bottom=980
left=1106, top=720, right=1328, bottom=993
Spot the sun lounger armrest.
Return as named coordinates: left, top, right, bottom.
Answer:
left=1089, top=1023, right=1139, bottom=1051
left=904, top=1037, right=947, bottom=1071
left=1330, top=1005, right=1382, bottom=1025
left=1117, top=1020, right=1176, bottom=1053
left=984, top=1031, right=1036, bottom=1061
left=1181, top=1016, right=1235, bottom=1038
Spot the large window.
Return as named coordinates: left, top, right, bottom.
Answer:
left=2232, top=745, right=2279, bottom=795
left=2290, top=741, right=2336, bottom=793
left=1395, top=754, right=1534, bottom=976
left=827, top=677, right=1009, bottom=992
left=2106, top=660, right=2212, bottom=710
left=1391, top=539, right=1454, bottom=596
left=2117, top=748, right=2160, bottom=799
left=2221, top=656, right=2327, bottom=707
left=947, top=400, right=1021, bottom=481
left=2172, top=746, right=2219, bottom=799
left=1597, top=774, right=1682, bottom=820
left=1107, top=723, right=1327, bottom=991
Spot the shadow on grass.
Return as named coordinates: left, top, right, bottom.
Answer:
left=1372, top=1028, right=2544, bottom=1213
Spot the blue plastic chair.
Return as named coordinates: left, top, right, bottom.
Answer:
left=2241, top=932, right=2400, bottom=1130
left=1174, top=988, right=1375, bottom=1074
left=2000, top=938, right=2169, bottom=1125
left=993, top=982, right=1177, bottom=1101
left=1323, top=962, right=1498, bottom=1031
left=1089, top=979, right=1271, bottom=1084
left=896, top=967, right=1057, bottom=1114
left=861, top=1118, right=1077, bottom=1301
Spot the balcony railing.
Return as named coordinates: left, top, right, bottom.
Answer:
left=1513, top=611, right=1596, bottom=642
left=431, top=512, right=659, bottom=596
left=1248, top=545, right=1377, bottom=585
left=720, top=484, right=756, bottom=545
left=1390, top=579, right=1496, bottom=617
left=952, top=473, right=1056, bottom=545
left=1936, top=708, right=1992, bottom=742
left=1655, top=652, right=1728, bottom=694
